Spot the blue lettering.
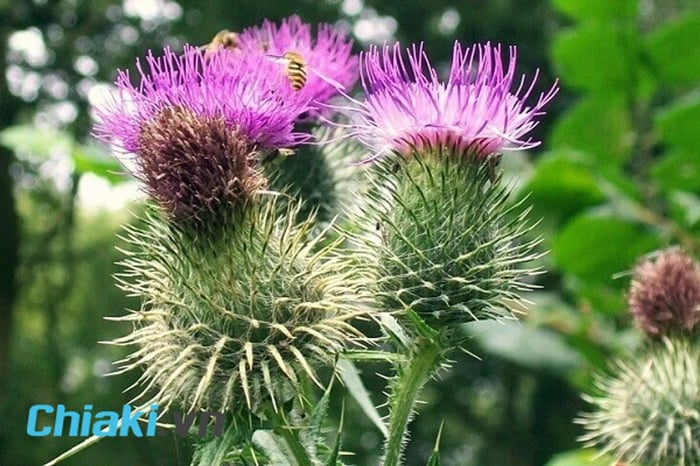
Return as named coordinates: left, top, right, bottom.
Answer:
left=54, top=404, right=80, bottom=436
left=146, top=404, right=159, bottom=437
left=92, top=411, right=119, bottom=437
left=80, top=405, right=93, bottom=436
left=27, top=405, right=53, bottom=437
left=119, top=405, right=144, bottom=437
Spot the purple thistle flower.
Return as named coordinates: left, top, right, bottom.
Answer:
left=347, top=41, right=559, bottom=162
left=93, top=46, right=311, bottom=221
left=94, top=45, right=310, bottom=153
left=236, top=15, right=358, bottom=116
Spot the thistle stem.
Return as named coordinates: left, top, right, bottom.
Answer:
left=383, top=337, right=442, bottom=466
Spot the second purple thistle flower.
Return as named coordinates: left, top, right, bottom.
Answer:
left=348, top=41, right=559, bottom=163
left=236, top=15, right=359, bottom=118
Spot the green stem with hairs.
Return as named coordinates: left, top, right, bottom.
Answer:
left=383, top=337, right=442, bottom=466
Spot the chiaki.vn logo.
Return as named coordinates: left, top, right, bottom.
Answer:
left=26, top=404, right=224, bottom=438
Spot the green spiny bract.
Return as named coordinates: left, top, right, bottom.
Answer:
left=356, top=153, right=540, bottom=342
left=577, top=337, right=700, bottom=466
left=264, top=126, right=368, bottom=228
left=110, top=196, right=368, bottom=416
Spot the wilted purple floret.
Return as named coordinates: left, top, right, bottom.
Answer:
left=94, top=45, right=311, bottom=154
left=236, top=15, right=358, bottom=115
left=347, top=42, right=559, bottom=162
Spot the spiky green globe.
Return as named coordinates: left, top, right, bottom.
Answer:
left=578, top=337, right=700, bottom=466
left=112, top=197, right=367, bottom=414
left=358, top=153, right=539, bottom=339
left=264, top=126, right=368, bottom=227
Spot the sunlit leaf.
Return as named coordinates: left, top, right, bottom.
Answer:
left=550, top=95, right=633, bottom=164
left=0, top=124, right=74, bottom=157
left=651, top=149, right=700, bottom=193
left=552, top=213, right=661, bottom=282
left=252, top=430, right=295, bottom=466
left=466, top=320, right=585, bottom=374
left=646, top=12, right=700, bottom=85
left=522, top=151, right=606, bottom=226
left=544, top=448, right=614, bottom=466
left=551, top=23, right=640, bottom=92
left=667, top=190, right=700, bottom=229
left=551, top=0, right=638, bottom=21
left=654, top=93, right=700, bottom=150
left=72, top=143, right=129, bottom=184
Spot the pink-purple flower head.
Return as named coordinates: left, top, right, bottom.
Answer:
left=236, top=15, right=358, bottom=117
left=93, top=46, right=312, bottom=222
left=94, top=45, right=311, bottom=153
left=348, top=41, right=559, bottom=163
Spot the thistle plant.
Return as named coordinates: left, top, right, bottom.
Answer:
left=85, top=15, right=559, bottom=466
left=92, top=17, right=369, bottom=464
left=342, top=42, right=558, bottom=465
left=578, top=248, right=700, bottom=466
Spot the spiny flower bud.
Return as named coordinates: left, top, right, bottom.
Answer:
left=111, top=198, right=368, bottom=415
left=360, top=156, right=540, bottom=335
left=577, top=337, right=700, bottom=466
left=628, top=248, right=700, bottom=337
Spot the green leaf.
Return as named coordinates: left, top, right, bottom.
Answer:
left=654, top=93, right=700, bottom=150
left=522, top=151, right=606, bottom=226
left=551, top=23, right=639, bottom=92
left=337, top=359, right=387, bottom=437
left=0, top=124, right=74, bottom=157
left=466, top=320, right=585, bottom=374
left=551, top=0, right=638, bottom=21
left=550, top=95, right=633, bottom=164
left=552, top=213, right=661, bottom=282
left=72, top=143, right=129, bottom=184
left=667, top=190, right=700, bottom=229
left=252, top=430, right=296, bottom=466
left=544, top=448, right=614, bottom=466
left=646, top=13, right=700, bottom=86
left=306, top=376, right=334, bottom=447
left=651, top=149, right=700, bottom=193
left=425, top=421, right=444, bottom=466
left=324, top=402, right=344, bottom=466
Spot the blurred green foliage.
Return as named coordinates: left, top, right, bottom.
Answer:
left=0, top=0, right=698, bottom=465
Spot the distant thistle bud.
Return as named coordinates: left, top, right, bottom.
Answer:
left=628, top=249, right=700, bottom=337
left=112, top=198, right=368, bottom=415
left=577, top=337, right=700, bottom=466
